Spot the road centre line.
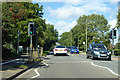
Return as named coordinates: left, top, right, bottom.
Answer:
left=91, top=62, right=120, bottom=76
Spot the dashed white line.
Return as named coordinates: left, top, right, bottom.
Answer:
left=91, top=62, right=120, bottom=76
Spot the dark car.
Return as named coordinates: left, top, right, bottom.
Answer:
left=70, top=46, right=79, bottom=54
left=86, top=43, right=111, bottom=60
left=67, top=46, right=72, bottom=52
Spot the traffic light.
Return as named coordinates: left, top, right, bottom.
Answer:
left=109, top=30, right=112, bottom=39
left=113, top=29, right=116, bottom=39
left=109, top=29, right=117, bottom=39
left=28, top=23, right=34, bottom=35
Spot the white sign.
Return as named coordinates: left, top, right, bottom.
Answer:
left=83, top=42, right=85, bottom=44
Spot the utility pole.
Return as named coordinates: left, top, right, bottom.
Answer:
left=77, top=27, right=79, bottom=50
left=86, top=21, right=87, bottom=52
left=71, top=31, right=72, bottom=46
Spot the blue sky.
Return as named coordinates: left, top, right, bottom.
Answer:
left=32, top=0, right=119, bottom=44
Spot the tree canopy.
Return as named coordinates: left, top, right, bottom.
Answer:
left=2, top=2, right=58, bottom=52
left=59, top=14, right=110, bottom=51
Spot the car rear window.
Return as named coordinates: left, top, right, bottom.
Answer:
left=56, top=46, right=65, bottom=48
left=67, top=47, right=71, bottom=49
left=92, top=44, right=106, bottom=50
left=71, top=47, right=77, bottom=49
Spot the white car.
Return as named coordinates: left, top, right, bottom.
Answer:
left=53, top=45, right=67, bottom=55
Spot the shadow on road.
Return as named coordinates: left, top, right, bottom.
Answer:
left=54, top=54, right=69, bottom=56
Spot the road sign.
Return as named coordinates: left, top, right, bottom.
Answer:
left=18, top=31, right=20, bottom=35
left=83, top=42, right=85, bottom=44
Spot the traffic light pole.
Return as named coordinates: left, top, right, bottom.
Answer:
left=112, top=29, right=114, bottom=56
left=30, top=35, right=33, bottom=59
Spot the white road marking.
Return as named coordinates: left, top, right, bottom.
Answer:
left=17, top=68, right=33, bottom=78
left=91, top=62, right=120, bottom=76
left=31, top=69, right=40, bottom=78
left=0, top=59, right=20, bottom=65
left=27, top=68, right=40, bottom=80
left=42, top=61, right=49, bottom=67
left=28, top=61, right=49, bottom=79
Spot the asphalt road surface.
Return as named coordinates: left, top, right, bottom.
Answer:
left=16, top=53, right=119, bottom=79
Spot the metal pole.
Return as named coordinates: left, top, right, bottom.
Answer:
left=112, top=29, right=114, bottom=56
left=31, top=35, right=33, bottom=59
left=17, top=32, right=19, bottom=54
left=86, top=23, right=87, bottom=52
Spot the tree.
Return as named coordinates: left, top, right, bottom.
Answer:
left=59, top=14, right=110, bottom=50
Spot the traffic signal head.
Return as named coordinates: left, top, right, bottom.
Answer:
left=28, top=23, right=34, bottom=35
left=30, top=24, right=34, bottom=35
left=113, top=29, right=116, bottom=39
left=109, top=30, right=112, bottom=39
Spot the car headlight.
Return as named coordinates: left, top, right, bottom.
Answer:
left=94, top=51, right=99, bottom=55
left=107, top=52, right=111, bottom=55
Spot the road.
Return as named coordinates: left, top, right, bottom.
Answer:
left=16, top=53, right=119, bottom=79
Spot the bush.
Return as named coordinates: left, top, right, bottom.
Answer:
left=2, top=46, right=21, bottom=60
left=114, top=49, right=120, bottom=56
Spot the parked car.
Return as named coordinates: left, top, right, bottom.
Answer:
left=70, top=46, right=79, bottom=54
left=53, top=45, right=67, bottom=55
left=86, top=43, right=111, bottom=60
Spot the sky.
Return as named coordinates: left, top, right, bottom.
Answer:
left=32, top=0, right=119, bottom=44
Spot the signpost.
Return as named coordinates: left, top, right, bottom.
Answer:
left=17, top=31, right=20, bottom=54
left=83, top=42, right=85, bottom=52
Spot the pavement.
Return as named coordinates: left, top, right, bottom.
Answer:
left=1, top=55, right=44, bottom=80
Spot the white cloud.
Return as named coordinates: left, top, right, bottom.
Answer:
left=54, top=20, right=77, bottom=35
left=48, top=1, right=113, bottom=21
left=45, top=19, right=77, bottom=35
left=45, top=0, right=118, bottom=35
left=108, top=19, right=117, bottom=29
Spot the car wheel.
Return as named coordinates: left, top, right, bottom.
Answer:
left=91, top=55, right=95, bottom=60
left=108, top=58, right=111, bottom=61
left=86, top=55, right=89, bottom=59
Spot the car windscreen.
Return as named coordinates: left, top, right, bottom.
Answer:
left=92, top=45, right=107, bottom=50
left=67, top=47, right=71, bottom=49
left=71, top=47, right=77, bottom=49
left=56, top=46, right=65, bottom=48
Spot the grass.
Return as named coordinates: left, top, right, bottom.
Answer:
left=14, top=65, right=28, bottom=69
left=42, top=51, right=49, bottom=56
left=27, top=58, right=43, bottom=63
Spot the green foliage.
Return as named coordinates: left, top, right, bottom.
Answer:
left=114, top=49, right=120, bottom=56
left=115, top=43, right=120, bottom=49
left=2, top=2, right=58, bottom=59
left=59, top=14, right=110, bottom=50
left=14, top=65, right=28, bottom=69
